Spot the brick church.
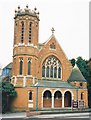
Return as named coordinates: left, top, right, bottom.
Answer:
left=11, top=5, right=88, bottom=111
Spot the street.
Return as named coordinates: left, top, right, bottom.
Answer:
left=1, top=112, right=91, bottom=120
left=2, top=118, right=90, bottom=120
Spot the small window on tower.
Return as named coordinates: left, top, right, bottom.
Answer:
left=28, top=58, right=31, bottom=75
left=19, top=58, right=23, bottom=75
left=29, top=91, right=32, bottom=100
left=29, top=23, right=32, bottom=43
left=21, top=22, right=24, bottom=43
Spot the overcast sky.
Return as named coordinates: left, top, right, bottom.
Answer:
left=0, top=0, right=89, bottom=68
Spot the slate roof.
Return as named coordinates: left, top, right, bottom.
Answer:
left=68, top=65, right=87, bottom=82
left=34, top=79, right=77, bottom=89
left=4, top=62, right=12, bottom=69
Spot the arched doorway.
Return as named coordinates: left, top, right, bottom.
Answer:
left=64, top=91, right=72, bottom=107
left=43, top=90, right=52, bottom=108
left=54, top=91, right=62, bottom=108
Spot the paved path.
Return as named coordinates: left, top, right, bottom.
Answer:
left=1, top=112, right=91, bottom=120
left=31, top=112, right=91, bottom=119
left=1, top=112, right=26, bottom=119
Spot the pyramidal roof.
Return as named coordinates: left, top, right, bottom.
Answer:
left=68, top=64, right=87, bottom=82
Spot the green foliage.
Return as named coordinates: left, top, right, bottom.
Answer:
left=75, top=56, right=91, bottom=108
left=70, top=56, right=91, bottom=107
left=76, top=57, right=91, bottom=85
left=70, top=58, right=76, bottom=67
left=1, top=81, right=17, bottom=113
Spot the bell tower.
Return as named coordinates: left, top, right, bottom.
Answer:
left=12, top=5, right=39, bottom=87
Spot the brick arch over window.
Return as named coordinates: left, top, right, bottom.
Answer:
left=42, top=55, right=62, bottom=79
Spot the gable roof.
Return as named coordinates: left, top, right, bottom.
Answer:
left=3, top=62, right=12, bottom=69
left=68, top=64, right=87, bottom=82
left=39, top=34, right=69, bottom=60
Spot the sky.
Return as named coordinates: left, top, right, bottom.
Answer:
left=0, top=0, right=89, bottom=68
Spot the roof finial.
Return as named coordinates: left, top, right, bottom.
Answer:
left=34, top=7, right=37, bottom=11
left=51, top=27, right=55, bottom=34
left=26, top=4, right=28, bottom=8
left=18, top=5, right=20, bottom=9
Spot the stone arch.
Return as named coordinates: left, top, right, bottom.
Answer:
left=64, top=91, right=72, bottom=107
left=63, top=89, right=74, bottom=98
left=54, top=90, right=62, bottom=108
left=43, top=90, right=52, bottom=108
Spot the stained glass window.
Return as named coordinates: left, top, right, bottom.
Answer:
left=42, top=56, right=61, bottom=79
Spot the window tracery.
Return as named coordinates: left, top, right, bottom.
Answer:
left=42, top=56, right=61, bottom=79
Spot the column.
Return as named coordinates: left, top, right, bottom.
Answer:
left=36, top=87, right=38, bottom=111
left=23, top=76, right=26, bottom=87
left=72, top=95, right=74, bottom=101
left=52, top=95, right=54, bottom=108
left=76, top=88, right=78, bottom=101
left=62, top=95, right=64, bottom=108
left=71, top=95, right=74, bottom=108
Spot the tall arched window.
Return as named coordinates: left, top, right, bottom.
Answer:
left=19, top=58, right=23, bottom=75
left=21, top=22, right=24, bottom=43
left=54, top=67, right=57, bottom=78
left=58, top=67, right=61, bottom=78
left=29, top=91, right=32, bottom=100
left=42, top=66, right=45, bottom=77
left=81, top=92, right=84, bottom=100
left=42, top=56, right=61, bottom=79
left=28, top=58, right=31, bottom=75
left=46, top=66, right=49, bottom=77
left=29, top=23, right=32, bottom=43
left=50, top=66, right=53, bottom=78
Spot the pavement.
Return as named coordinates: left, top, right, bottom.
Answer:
left=0, top=109, right=91, bottom=119
left=1, top=112, right=26, bottom=119
left=1, top=112, right=91, bottom=120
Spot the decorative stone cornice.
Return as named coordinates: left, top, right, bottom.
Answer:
left=14, top=5, right=39, bottom=21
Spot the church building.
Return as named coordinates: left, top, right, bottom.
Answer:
left=11, top=5, right=88, bottom=111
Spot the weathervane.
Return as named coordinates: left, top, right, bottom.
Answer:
left=51, top=27, right=55, bottom=34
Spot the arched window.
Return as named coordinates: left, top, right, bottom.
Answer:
left=54, top=91, right=62, bottom=99
left=46, top=66, right=49, bottom=77
left=81, top=92, right=84, bottom=100
left=29, top=23, right=32, bottom=43
left=58, top=67, right=61, bottom=78
left=19, top=58, right=23, bottom=75
left=29, top=91, right=32, bottom=100
left=21, top=22, right=24, bottom=43
left=54, top=67, right=57, bottom=78
left=42, top=56, right=61, bottom=79
left=50, top=66, right=53, bottom=78
left=43, top=90, right=52, bottom=99
left=28, top=58, right=31, bottom=75
left=42, top=66, right=45, bottom=77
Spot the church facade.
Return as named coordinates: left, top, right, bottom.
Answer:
left=11, top=5, right=88, bottom=111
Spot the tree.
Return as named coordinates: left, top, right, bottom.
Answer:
left=70, top=58, right=76, bottom=67
left=1, top=81, right=17, bottom=113
left=76, top=56, right=90, bottom=81
left=76, top=56, right=91, bottom=107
